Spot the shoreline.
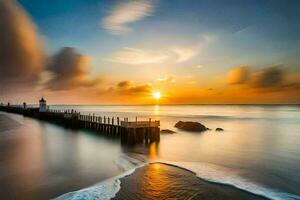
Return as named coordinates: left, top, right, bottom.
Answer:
left=14, top=155, right=300, bottom=200
left=1, top=108, right=300, bottom=200
left=49, top=159, right=300, bottom=200
left=112, top=163, right=268, bottom=200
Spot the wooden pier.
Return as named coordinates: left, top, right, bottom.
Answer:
left=0, top=101, right=160, bottom=144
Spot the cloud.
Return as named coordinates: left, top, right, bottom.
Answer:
left=170, top=47, right=197, bottom=62
left=46, top=47, right=101, bottom=90
left=227, top=65, right=300, bottom=91
left=0, top=0, right=44, bottom=89
left=195, top=65, right=203, bottom=69
left=155, top=75, right=176, bottom=83
left=108, top=47, right=170, bottom=65
left=108, top=46, right=197, bottom=65
left=102, top=0, right=154, bottom=35
left=250, top=66, right=283, bottom=88
left=109, top=80, right=152, bottom=95
left=227, top=66, right=249, bottom=84
left=107, top=34, right=216, bottom=65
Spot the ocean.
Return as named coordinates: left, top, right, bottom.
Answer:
left=0, top=105, right=299, bottom=200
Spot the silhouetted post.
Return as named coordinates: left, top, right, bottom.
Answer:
left=88, top=114, right=91, bottom=128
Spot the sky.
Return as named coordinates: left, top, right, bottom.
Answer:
left=0, top=0, right=299, bottom=104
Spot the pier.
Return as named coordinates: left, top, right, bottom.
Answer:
left=0, top=98, right=160, bottom=144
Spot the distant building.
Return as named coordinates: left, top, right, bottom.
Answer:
left=39, top=97, right=47, bottom=112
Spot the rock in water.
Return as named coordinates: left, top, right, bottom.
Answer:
left=160, top=129, right=176, bottom=134
left=215, top=128, right=224, bottom=131
left=174, top=121, right=209, bottom=132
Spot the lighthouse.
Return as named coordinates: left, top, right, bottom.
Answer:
left=39, top=97, right=47, bottom=112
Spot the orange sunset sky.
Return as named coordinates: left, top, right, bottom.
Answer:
left=0, top=0, right=299, bottom=104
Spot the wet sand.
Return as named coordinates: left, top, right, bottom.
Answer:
left=0, top=114, right=22, bottom=132
left=113, top=163, right=268, bottom=200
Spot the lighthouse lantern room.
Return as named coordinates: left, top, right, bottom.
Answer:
left=39, top=97, right=47, bottom=112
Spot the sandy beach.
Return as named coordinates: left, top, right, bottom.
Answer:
left=113, top=163, right=267, bottom=200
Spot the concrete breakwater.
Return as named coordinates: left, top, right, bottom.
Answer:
left=0, top=100, right=160, bottom=144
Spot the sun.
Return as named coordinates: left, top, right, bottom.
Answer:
left=152, top=92, right=161, bottom=100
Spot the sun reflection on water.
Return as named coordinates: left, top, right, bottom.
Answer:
left=154, top=105, right=160, bottom=115
left=149, top=142, right=158, bottom=160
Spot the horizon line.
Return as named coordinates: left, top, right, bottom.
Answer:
left=3, top=103, right=300, bottom=106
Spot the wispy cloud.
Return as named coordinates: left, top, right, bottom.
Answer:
left=106, top=33, right=216, bottom=65
left=155, top=75, right=176, bottom=83
left=195, top=65, right=203, bottom=69
left=102, top=0, right=154, bottom=35
left=108, top=46, right=198, bottom=65
left=170, top=47, right=197, bottom=62
left=108, top=47, right=170, bottom=64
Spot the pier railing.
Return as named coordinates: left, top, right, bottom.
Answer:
left=76, top=113, right=159, bottom=127
left=121, top=121, right=160, bottom=128
left=0, top=105, right=160, bottom=144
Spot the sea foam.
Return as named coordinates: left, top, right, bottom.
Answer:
left=54, top=155, right=300, bottom=200
left=153, top=160, right=300, bottom=200
left=53, top=154, right=146, bottom=200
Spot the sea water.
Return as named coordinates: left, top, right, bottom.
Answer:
left=0, top=105, right=299, bottom=199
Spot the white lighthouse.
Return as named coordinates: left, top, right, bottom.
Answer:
left=39, top=97, right=47, bottom=112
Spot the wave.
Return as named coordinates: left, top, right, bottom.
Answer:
left=153, top=160, right=300, bottom=200
left=53, top=154, right=146, bottom=200
left=54, top=155, right=300, bottom=200
left=53, top=177, right=121, bottom=200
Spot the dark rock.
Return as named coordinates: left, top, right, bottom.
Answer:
left=174, top=121, right=209, bottom=132
left=215, top=128, right=224, bottom=131
left=160, top=129, right=176, bottom=134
